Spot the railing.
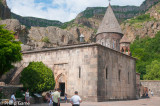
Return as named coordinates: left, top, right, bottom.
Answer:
left=8, top=62, right=28, bottom=85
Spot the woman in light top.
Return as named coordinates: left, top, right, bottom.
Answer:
left=25, top=89, right=30, bottom=103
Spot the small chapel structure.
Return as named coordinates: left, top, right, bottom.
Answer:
left=3, top=3, right=137, bottom=101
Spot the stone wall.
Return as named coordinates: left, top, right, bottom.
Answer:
left=141, top=80, right=160, bottom=96
left=0, top=85, right=22, bottom=99
left=96, top=33, right=123, bottom=51
left=97, top=45, right=136, bottom=101
left=136, top=73, right=140, bottom=98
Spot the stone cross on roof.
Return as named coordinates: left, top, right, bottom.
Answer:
left=96, top=3, right=123, bottom=35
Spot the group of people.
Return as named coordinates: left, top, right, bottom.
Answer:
left=10, top=88, right=82, bottom=106
left=10, top=89, right=30, bottom=105
left=46, top=88, right=82, bottom=106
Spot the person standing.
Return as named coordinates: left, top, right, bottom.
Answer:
left=151, top=90, right=154, bottom=96
left=49, top=93, right=53, bottom=106
left=52, top=88, right=61, bottom=106
left=25, top=89, right=30, bottom=104
left=10, top=93, right=16, bottom=105
left=64, top=93, right=67, bottom=103
left=70, top=91, right=82, bottom=106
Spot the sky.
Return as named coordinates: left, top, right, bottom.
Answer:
left=6, top=0, right=145, bottom=22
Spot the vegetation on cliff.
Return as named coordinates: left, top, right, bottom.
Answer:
left=144, top=60, right=160, bottom=80
left=11, top=13, right=63, bottom=28
left=125, top=13, right=156, bottom=28
left=131, top=31, right=160, bottom=80
left=0, top=25, right=22, bottom=76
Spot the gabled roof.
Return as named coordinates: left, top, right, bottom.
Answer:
left=120, top=35, right=130, bottom=43
left=97, top=4, right=123, bottom=35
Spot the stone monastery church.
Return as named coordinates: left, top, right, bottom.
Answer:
left=6, top=4, right=137, bottom=101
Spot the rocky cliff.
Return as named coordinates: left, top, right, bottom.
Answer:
left=11, top=13, right=63, bottom=28
left=121, top=2, right=160, bottom=42
left=0, top=0, right=11, bottom=19
left=65, top=0, right=160, bottom=42
left=1, top=0, right=160, bottom=50
left=76, top=0, right=159, bottom=21
left=26, top=26, right=77, bottom=50
left=0, top=19, right=28, bottom=44
left=0, top=19, right=77, bottom=51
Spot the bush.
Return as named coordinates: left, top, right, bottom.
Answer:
left=20, top=62, right=55, bottom=93
left=15, top=90, right=25, bottom=99
left=42, top=36, right=50, bottom=43
left=128, top=14, right=155, bottom=25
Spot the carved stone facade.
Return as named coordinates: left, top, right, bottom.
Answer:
left=96, top=32, right=123, bottom=51
left=12, top=44, right=136, bottom=101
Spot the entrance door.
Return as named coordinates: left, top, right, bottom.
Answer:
left=59, top=83, right=65, bottom=96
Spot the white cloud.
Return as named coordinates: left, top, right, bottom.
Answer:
left=6, top=0, right=145, bottom=22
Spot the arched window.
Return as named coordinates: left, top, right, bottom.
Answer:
left=102, top=42, right=104, bottom=46
left=113, top=42, right=115, bottom=49
left=79, top=67, right=81, bottom=78
left=106, top=68, right=108, bottom=79
left=128, top=72, right=130, bottom=84
left=118, top=70, right=121, bottom=81
left=68, top=40, right=73, bottom=45
left=61, top=35, right=65, bottom=43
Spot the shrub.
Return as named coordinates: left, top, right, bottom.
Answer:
left=128, top=14, right=155, bottom=25
left=20, top=62, right=55, bottom=93
left=42, top=36, right=50, bottom=43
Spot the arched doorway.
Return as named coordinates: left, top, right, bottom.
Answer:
left=55, top=73, right=66, bottom=96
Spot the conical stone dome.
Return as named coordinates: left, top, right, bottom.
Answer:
left=97, top=4, right=123, bottom=35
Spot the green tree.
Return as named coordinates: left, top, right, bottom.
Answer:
left=0, top=25, right=22, bottom=76
left=20, top=62, right=55, bottom=93
left=131, top=31, right=160, bottom=79
left=144, top=60, right=160, bottom=80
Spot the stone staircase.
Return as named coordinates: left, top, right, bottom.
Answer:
left=9, top=62, right=29, bottom=85
left=0, top=67, right=17, bottom=84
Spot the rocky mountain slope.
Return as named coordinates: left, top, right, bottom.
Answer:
left=121, top=1, right=160, bottom=42
left=0, top=19, right=77, bottom=51
left=0, top=0, right=11, bottom=19
left=64, top=0, right=160, bottom=42
left=1, top=0, right=160, bottom=51
left=11, top=13, right=63, bottom=28
left=10, top=0, right=160, bottom=29
left=77, top=0, right=159, bottom=20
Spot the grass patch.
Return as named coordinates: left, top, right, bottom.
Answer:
left=128, top=14, right=152, bottom=24
left=42, top=36, right=50, bottom=43
left=60, top=19, right=74, bottom=29
left=126, top=13, right=156, bottom=29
